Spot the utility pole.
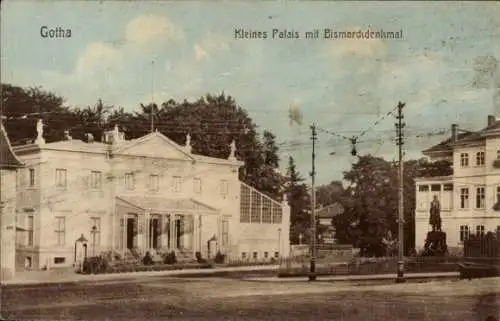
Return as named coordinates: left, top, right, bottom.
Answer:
left=150, top=60, right=155, bottom=133
left=309, top=124, right=317, bottom=281
left=395, top=101, right=406, bottom=283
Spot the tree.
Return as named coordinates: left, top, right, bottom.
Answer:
left=285, top=156, right=311, bottom=244
left=1, top=83, right=78, bottom=144
left=342, top=155, right=423, bottom=256
left=316, top=180, right=346, bottom=207
left=130, top=93, right=283, bottom=199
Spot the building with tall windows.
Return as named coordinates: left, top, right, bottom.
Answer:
left=12, top=121, right=290, bottom=270
left=415, top=115, right=500, bottom=250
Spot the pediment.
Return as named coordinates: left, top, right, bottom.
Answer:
left=115, top=132, right=194, bottom=161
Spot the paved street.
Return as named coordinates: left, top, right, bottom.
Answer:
left=2, top=276, right=499, bottom=320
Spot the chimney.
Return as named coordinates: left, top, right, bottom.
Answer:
left=488, top=115, right=496, bottom=127
left=451, top=124, right=458, bottom=143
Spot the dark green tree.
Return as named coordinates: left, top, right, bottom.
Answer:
left=1, top=83, right=78, bottom=144
left=131, top=93, right=283, bottom=199
left=285, top=156, right=311, bottom=244
left=342, top=155, right=423, bottom=256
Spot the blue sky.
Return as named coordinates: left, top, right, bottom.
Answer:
left=2, top=1, right=500, bottom=185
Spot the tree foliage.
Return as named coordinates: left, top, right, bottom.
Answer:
left=284, top=156, right=311, bottom=244
left=1, top=84, right=283, bottom=200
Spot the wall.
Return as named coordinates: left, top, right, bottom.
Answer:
left=1, top=169, right=18, bottom=280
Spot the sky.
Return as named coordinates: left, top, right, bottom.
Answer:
left=1, top=1, right=500, bottom=185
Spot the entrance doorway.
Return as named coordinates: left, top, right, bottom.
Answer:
left=126, top=218, right=135, bottom=249
left=176, top=218, right=182, bottom=248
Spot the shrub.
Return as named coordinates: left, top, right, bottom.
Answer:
left=142, top=251, right=154, bottom=266
left=164, top=251, right=177, bottom=264
left=82, top=255, right=110, bottom=274
left=214, top=251, right=226, bottom=264
left=195, top=251, right=207, bottom=264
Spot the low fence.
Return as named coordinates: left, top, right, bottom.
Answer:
left=277, top=255, right=496, bottom=277
left=463, top=233, right=500, bottom=257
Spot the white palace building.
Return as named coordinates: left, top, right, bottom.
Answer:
left=415, top=115, right=500, bottom=250
left=10, top=121, right=290, bottom=271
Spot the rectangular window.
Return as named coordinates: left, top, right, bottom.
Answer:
left=460, top=188, right=469, bottom=209
left=476, top=225, right=485, bottom=237
left=193, top=177, right=201, bottom=194
left=497, top=150, right=500, bottom=160
left=274, top=251, right=279, bottom=258
left=418, top=185, right=429, bottom=192
left=172, top=176, right=182, bottom=192
left=431, top=184, right=441, bottom=192
left=55, top=169, right=67, bottom=188
left=443, top=184, right=453, bottom=191
left=476, top=151, right=485, bottom=166
left=90, top=171, right=102, bottom=189
left=29, top=168, right=35, bottom=187
left=476, top=187, right=485, bottom=209
left=264, top=251, right=269, bottom=259
left=125, top=173, right=135, bottom=190
left=221, top=219, right=229, bottom=246
left=148, top=174, right=159, bottom=192
left=460, top=153, right=469, bottom=167
left=252, top=251, right=258, bottom=259
left=241, top=252, right=246, bottom=259
left=459, top=225, right=469, bottom=242
left=55, top=217, right=65, bottom=246
left=91, top=217, right=101, bottom=246
left=220, top=179, right=228, bottom=197
left=496, top=186, right=500, bottom=203
left=27, top=215, right=34, bottom=247
left=54, top=257, right=65, bottom=264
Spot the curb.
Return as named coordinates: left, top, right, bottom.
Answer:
left=245, top=272, right=460, bottom=282
left=1, top=265, right=280, bottom=286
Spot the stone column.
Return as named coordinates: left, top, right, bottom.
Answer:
left=170, top=213, right=176, bottom=249
left=144, top=210, right=150, bottom=250
left=192, top=214, right=198, bottom=257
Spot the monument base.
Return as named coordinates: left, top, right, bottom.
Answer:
left=422, top=231, right=448, bottom=256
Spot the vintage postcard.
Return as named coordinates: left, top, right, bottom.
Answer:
left=0, top=1, right=499, bottom=320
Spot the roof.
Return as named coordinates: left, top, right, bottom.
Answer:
left=116, top=196, right=219, bottom=214
left=0, top=122, right=24, bottom=169
left=316, top=202, right=344, bottom=218
left=13, top=130, right=243, bottom=166
left=423, top=120, right=500, bottom=154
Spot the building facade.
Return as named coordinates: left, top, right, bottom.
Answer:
left=13, top=122, right=290, bottom=270
left=415, top=115, right=500, bottom=250
left=1, top=122, right=24, bottom=280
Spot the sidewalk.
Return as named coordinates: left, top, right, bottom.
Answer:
left=246, top=272, right=460, bottom=282
left=2, top=265, right=280, bottom=286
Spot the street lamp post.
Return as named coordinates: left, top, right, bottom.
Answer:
left=309, top=124, right=317, bottom=281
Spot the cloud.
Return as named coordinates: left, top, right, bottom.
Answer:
left=194, top=44, right=208, bottom=61
left=74, top=42, right=123, bottom=79
left=125, top=14, right=181, bottom=44
left=193, top=32, right=230, bottom=62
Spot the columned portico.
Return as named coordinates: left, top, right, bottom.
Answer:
left=115, top=196, right=219, bottom=256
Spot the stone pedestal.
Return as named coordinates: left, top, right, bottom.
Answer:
left=422, top=231, right=448, bottom=256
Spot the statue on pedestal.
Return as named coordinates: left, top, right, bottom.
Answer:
left=429, top=195, right=442, bottom=232
left=228, top=140, right=236, bottom=160
left=422, top=196, right=448, bottom=256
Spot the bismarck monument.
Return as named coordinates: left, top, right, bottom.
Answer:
left=422, top=196, right=448, bottom=256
